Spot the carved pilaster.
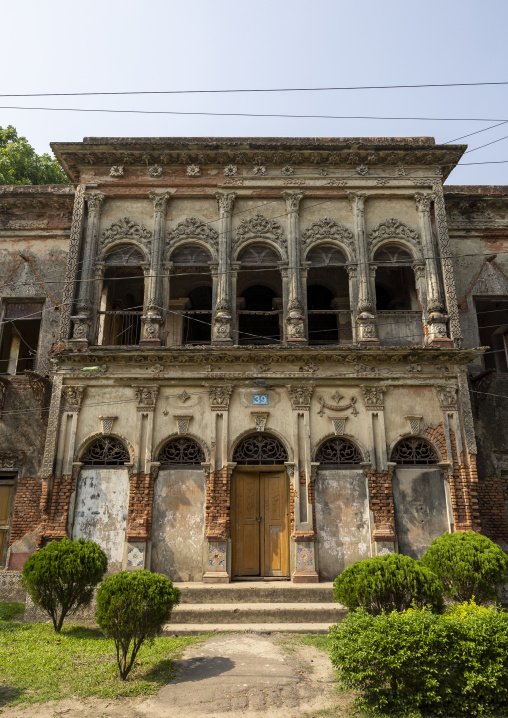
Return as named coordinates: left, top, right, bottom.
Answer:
left=60, top=185, right=86, bottom=340
left=62, top=385, right=86, bottom=412
left=41, top=374, right=63, bottom=479
left=208, top=385, right=233, bottom=411
left=287, top=385, right=313, bottom=411
left=282, top=191, right=306, bottom=343
left=349, top=192, right=378, bottom=344
left=213, top=192, right=236, bottom=343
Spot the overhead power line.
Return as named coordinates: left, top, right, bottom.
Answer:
left=2, top=80, right=508, bottom=98
left=1, top=105, right=508, bottom=122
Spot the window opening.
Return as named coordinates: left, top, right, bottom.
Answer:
left=237, top=244, right=283, bottom=345
left=391, top=438, right=438, bottom=465
left=169, top=245, right=213, bottom=346
left=233, top=433, right=288, bottom=465
left=374, top=245, right=416, bottom=311
left=157, top=437, right=205, bottom=466
left=474, top=298, right=508, bottom=373
left=306, top=245, right=351, bottom=345
left=0, top=475, right=15, bottom=567
left=97, top=248, right=144, bottom=346
left=315, top=438, right=362, bottom=466
left=0, top=302, right=43, bottom=374
left=81, top=437, right=130, bottom=466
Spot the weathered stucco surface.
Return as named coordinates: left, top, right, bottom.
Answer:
left=71, top=468, right=129, bottom=572
left=151, top=468, right=205, bottom=581
left=392, top=467, right=449, bottom=559
left=315, top=469, right=371, bottom=580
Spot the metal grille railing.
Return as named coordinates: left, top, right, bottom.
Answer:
left=96, top=311, right=142, bottom=346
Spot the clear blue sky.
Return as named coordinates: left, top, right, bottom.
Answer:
left=2, top=0, right=507, bottom=185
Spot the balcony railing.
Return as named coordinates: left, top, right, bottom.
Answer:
left=96, top=311, right=142, bottom=346
left=377, top=311, right=423, bottom=345
left=308, top=309, right=353, bottom=344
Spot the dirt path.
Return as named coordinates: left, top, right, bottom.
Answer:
left=0, top=633, right=348, bottom=718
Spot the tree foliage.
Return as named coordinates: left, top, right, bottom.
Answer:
left=96, top=570, right=181, bottom=681
left=333, top=553, right=444, bottom=615
left=22, top=538, right=107, bottom=632
left=421, top=530, right=508, bottom=604
left=0, top=125, right=70, bottom=185
left=329, top=601, right=508, bottom=716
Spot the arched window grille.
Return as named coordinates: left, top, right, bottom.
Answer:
left=238, top=244, right=280, bottom=266
left=81, top=437, right=130, bottom=466
left=391, top=438, right=438, bottom=465
left=233, top=433, right=288, bottom=465
left=374, top=245, right=414, bottom=265
left=307, top=245, right=347, bottom=266
left=171, top=245, right=213, bottom=266
left=104, top=244, right=145, bottom=266
left=315, top=438, right=362, bottom=466
left=158, top=437, right=205, bottom=466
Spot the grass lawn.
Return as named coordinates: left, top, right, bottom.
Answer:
left=0, top=604, right=208, bottom=707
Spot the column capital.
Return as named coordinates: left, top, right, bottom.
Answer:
left=348, top=191, right=367, bottom=213
left=84, top=191, right=105, bottom=213
left=415, top=191, right=435, bottom=214
left=149, top=191, right=172, bottom=213
left=215, top=191, right=236, bottom=215
left=282, top=190, right=304, bottom=213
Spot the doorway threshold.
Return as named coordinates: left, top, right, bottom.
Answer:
left=233, top=576, right=290, bottom=582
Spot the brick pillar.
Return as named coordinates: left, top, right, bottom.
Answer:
left=203, top=463, right=234, bottom=583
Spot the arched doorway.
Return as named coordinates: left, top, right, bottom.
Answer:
left=231, top=433, right=290, bottom=578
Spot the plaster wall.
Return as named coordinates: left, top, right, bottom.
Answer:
left=71, top=468, right=129, bottom=572
left=365, top=197, right=420, bottom=238
left=151, top=468, right=205, bottom=581
left=392, top=467, right=449, bottom=559
left=384, top=386, right=444, bottom=451
left=315, top=468, right=370, bottom=580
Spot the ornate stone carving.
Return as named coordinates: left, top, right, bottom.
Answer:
left=85, top=192, right=105, bottom=213
left=0, top=451, right=25, bottom=468
left=317, top=392, right=358, bottom=417
left=415, top=192, right=434, bottom=214
left=62, top=385, right=86, bottom=411
left=99, top=416, right=116, bottom=435
left=368, top=218, right=421, bottom=251
left=356, top=165, right=369, bottom=176
left=134, top=386, right=159, bottom=411
left=318, top=167, right=328, bottom=176
left=253, top=165, right=267, bottom=176
left=224, top=164, right=238, bottom=177
left=301, top=217, right=355, bottom=258
left=287, top=385, right=313, bottom=411
left=166, top=217, right=219, bottom=254
left=282, top=191, right=304, bottom=213
left=149, top=191, right=171, bottom=213
left=110, top=165, right=124, bottom=177
left=208, top=385, right=233, bottom=411
left=26, top=371, right=50, bottom=411
left=281, top=165, right=294, bottom=176
left=215, top=191, right=236, bottom=215
left=234, top=214, right=286, bottom=252
left=187, top=164, right=200, bottom=177
left=438, top=385, right=458, bottom=410
left=252, top=411, right=269, bottom=432
left=412, top=261, right=426, bottom=280
left=100, top=217, right=152, bottom=251
left=148, top=165, right=163, bottom=177
left=59, top=185, right=86, bottom=339
left=361, top=386, right=386, bottom=409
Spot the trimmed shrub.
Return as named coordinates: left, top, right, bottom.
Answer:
left=96, top=570, right=181, bottom=681
left=21, top=537, right=107, bottom=632
left=333, top=553, right=444, bottom=614
left=329, top=601, right=508, bottom=716
left=421, top=530, right=508, bottom=604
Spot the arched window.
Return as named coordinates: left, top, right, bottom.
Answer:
left=233, top=433, right=288, bottom=465
left=391, top=438, right=438, bottom=465
left=104, top=244, right=145, bottom=266
left=305, top=244, right=350, bottom=345
left=158, top=437, right=205, bottom=466
left=315, top=438, right=362, bottom=466
left=81, top=437, right=130, bottom=466
left=238, top=245, right=280, bottom=266
left=237, top=244, right=282, bottom=345
left=169, top=245, right=213, bottom=345
left=374, top=244, right=416, bottom=311
left=171, top=245, right=213, bottom=266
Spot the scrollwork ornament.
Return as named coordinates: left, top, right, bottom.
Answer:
left=208, top=385, right=233, bottom=410
left=215, top=191, right=236, bottom=215
left=301, top=217, right=355, bottom=258
left=167, top=217, right=219, bottom=252
left=368, top=218, right=421, bottom=251
left=100, top=217, right=152, bottom=249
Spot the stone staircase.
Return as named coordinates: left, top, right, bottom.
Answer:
left=165, top=581, right=346, bottom=635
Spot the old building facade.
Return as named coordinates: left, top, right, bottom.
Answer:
left=0, top=137, right=506, bottom=586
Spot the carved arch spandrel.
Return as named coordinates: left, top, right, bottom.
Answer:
left=368, top=218, right=422, bottom=259
left=166, top=218, right=219, bottom=262
left=301, top=217, right=356, bottom=262
left=233, top=215, right=287, bottom=261
left=99, top=218, right=152, bottom=257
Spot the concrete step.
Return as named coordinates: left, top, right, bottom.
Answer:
left=163, top=622, right=333, bottom=636
left=174, top=581, right=335, bottom=604
left=170, top=602, right=345, bottom=625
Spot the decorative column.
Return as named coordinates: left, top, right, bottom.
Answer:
left=213, top=192, right=236, bottom=344
left=287, top=385, right=319, bottom=582
left=415, top=193, right=451, bottom=346
left=71, top=192, right=105, bottom=344
left=349, top=193, right=378, bottom=344
left=204, top=385, right=234, bottom=582
left=140, top=193, right=171, bottom=346
left=361, top=386, right=396, bottom=554
left=123, top=385, right=159, bottom=571
left=282, top=191, right=306, bottom=343
left=60, top=185, right=86, bottom=340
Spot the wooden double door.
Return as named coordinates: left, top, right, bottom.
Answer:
left=232, top=470, right=290, bottom=578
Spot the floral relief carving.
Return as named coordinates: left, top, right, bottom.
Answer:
left=186, top=164, right=201, bottom=177
left=361, top=386, right=386, bottom=410
left=134, top=386, right=159, bottom=411
left=110, top=165, right=124, bottom=177
left=224, top=164, right=238, bottom=177
left=208, top=386, right=233, bottom=411
left=368, top=218, right=421, bottom=252
left=438, top=385, right=458, bottom=410
left=62, top=385, right=86, bottom=411
left=301, top=217, right=355, bottom=259
left=281, top=165, right=294, bottom=176
left=148, top=165, right=163, bottom=177
left=253, top=165, right=267, bottom=176
left=100, top=217, right=152, bottom=251
left=287, top=386, right=314, bottom=411
left=234, top=214, right=286, bottom=253
left=166, top=217, right=219, bottom=256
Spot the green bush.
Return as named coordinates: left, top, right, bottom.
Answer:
left=329, top=601, right=508, bottom=716
left=22, top=538, right=107, bottom=632
left=96, top=570, right=181, bottom=681
left=421, top=530, right=508, bottom=605
left=333, top=553, right=444, bottom=615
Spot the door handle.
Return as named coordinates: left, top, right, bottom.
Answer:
left=255, top=516, right=262, bottom=522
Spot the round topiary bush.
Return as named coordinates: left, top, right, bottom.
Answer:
left=421, top=530, right=508, bottom=604
left=21, top=537, right=108, bottom=632
left=96, top=570, right=181, bottom=680
left=333, top=553, right=444, bottom=615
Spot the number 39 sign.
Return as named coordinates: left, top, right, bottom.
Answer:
left=253, top=394, right=268, bottom=405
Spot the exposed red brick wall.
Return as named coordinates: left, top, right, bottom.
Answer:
left=446, top=431, right=481, bottom=532
left=126, top=472, right=155, bottom=542
left=9, top=477, right=43, bottom=545
left=366, top=467, right=396, bottom=541
left=478, top=476, right=508, bottom=544
left=423, top=423, right=448, bottom=462
left=205, top=467, right=232, bottom=540
left=41, top=474, right=75, bottom=543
